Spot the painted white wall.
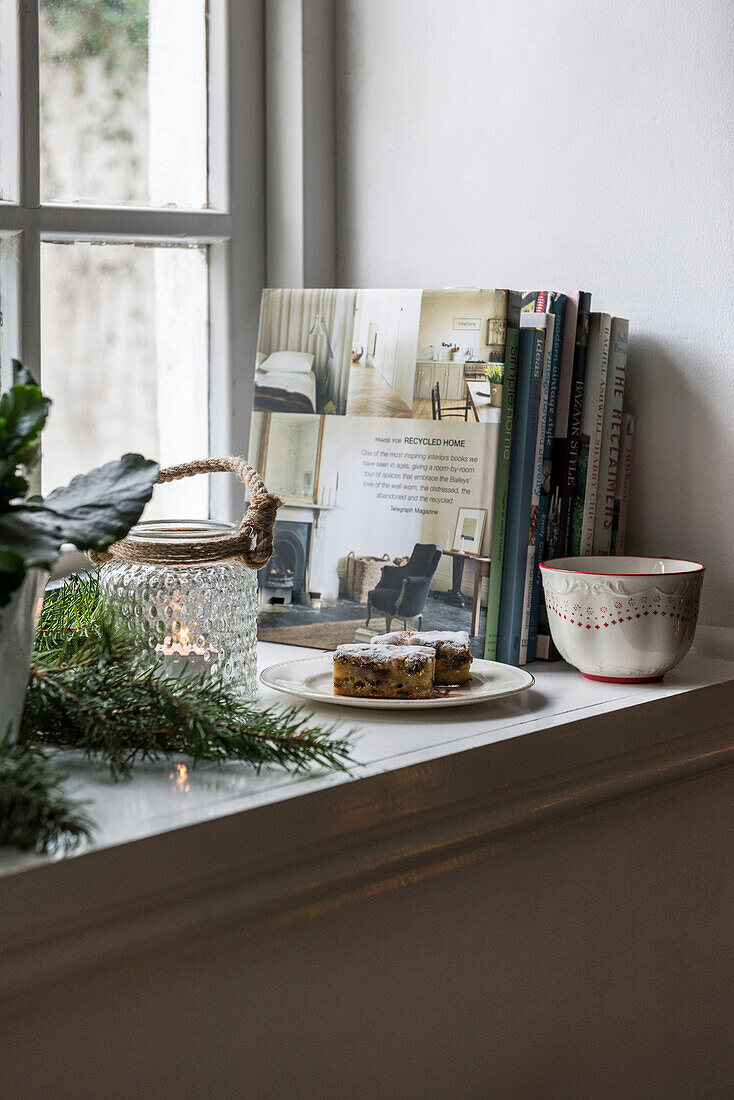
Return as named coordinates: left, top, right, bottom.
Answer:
left=335, top=0, right=734, bottom=627
left=265, top=0, right=336, bottom=288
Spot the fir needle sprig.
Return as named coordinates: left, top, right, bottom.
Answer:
left=0, top=735, right=93, bottom=853
left=22, top=572, right=354, bottom=780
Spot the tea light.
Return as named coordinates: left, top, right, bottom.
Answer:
left=93, top=457, right=282, bottom=701
left=156, top=624, right=219, bottom=678
left=99, top=520, right=258, bottom=697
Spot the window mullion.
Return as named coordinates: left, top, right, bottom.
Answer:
left=226, top=0, right=266, bottom=519
left=20, top=222, right=40, bottom=492
left=19, top=0, right=40, bottom=211
left=207, top=0, right=234, bottom=521
left=16, top=0, right=41, bottom=425
left=37, top=205, right=232, bottom=244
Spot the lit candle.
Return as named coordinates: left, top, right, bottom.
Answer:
left=156, top=625, right=219, bottom=678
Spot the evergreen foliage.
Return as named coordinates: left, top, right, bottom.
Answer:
left=23, top=573, right=353, bottom=780
left=0, top=735, right=92, bottom=853
left=2, top=573, right=353, bottom=853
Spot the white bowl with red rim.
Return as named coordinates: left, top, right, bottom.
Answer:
left=539, top=556, right=705, bottom=683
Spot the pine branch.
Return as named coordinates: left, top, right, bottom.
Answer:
left=0, top=735, right=92, bottom=853
left=33, top=571, right=115, bottom=667
left=23, top=574, right=355, bottom=779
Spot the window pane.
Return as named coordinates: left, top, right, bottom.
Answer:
left=40, top=1, right=208, bottom=207
left=0, top=235, right=21, bottom=392
left=0, top=3, right=19, bottom=200
left=41, top=241, right=209, bottom=518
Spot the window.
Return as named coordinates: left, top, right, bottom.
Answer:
left=0, top=0, right=264, bottom=522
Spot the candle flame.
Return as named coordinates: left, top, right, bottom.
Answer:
left=178, top=625, right=191, bottom=648
left=169, top=762, right=189, bottom=793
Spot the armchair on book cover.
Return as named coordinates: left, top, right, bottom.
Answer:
left=365, top=543, right=442, bottom=632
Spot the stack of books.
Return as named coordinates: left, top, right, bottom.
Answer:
left=484, top=291, right=634, bottom=666
left=248, top=284, right=633, bottom=666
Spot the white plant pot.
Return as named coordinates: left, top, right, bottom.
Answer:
left=489, top=382, right=503, bottom=407
left=0, top=569, right=47, bottom=743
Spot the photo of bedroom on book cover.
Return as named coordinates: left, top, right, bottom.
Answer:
left=248, top=288, right=511, bottom=657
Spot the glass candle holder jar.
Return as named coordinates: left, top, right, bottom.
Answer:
left=99, top=520, right=258, bottom=697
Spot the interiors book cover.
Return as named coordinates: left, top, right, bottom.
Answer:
left=248, top=288, right=511, bottom=658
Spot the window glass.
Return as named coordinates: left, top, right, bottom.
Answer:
left=41, top=241, right=209, bottom=518
left=0, top=3, right=19, bottom=200
left=40, top=0, right=208, bottom=207
left=0, top=235, right=21, bottom=392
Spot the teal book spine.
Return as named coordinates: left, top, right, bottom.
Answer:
left=527, top=293, right=567, bottom=662
left=484, top=324, right=520, bottom=661
left=496, top=316, right=547, bottom=666
left=518, top=312, right=554, bottom=664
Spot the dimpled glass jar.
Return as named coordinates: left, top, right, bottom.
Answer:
left=99, top=520, right=258, bottom=697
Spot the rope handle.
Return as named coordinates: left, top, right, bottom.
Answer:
left=88, top=457, right=283, bottom=569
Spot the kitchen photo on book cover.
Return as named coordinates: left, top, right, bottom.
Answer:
left=248, top=287, right=513, bottom=658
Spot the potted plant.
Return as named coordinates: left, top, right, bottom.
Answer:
left=485, top=364, right=504, bottom=406
left=0, top=363, right=158, bottom=741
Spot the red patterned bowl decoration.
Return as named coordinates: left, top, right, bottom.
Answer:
left=540, top=556, right=705, bottom=682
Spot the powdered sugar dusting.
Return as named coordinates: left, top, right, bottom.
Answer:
left=371, top=630, right=470, bottom=656
left=335, top=642, right=435, bottom=670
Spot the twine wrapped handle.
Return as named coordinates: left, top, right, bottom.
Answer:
left=88, top=457, right=283, bottom=569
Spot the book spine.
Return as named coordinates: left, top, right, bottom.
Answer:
left=546, top=293, right=579, bottom=561
left=519, top=310, right=556, bottom=664
left=612, top=412, right=635, bottom=554
left=592, top=317, right=629, bottom=553
left=496, top=318, right=546, bottom=665
left=553, top=292, right=580, bottom=446
left=527, top=294, right=567, bottom=663
left=484, top=323, right=520, bottom=661
left=577, top=313, right=612, bottom=556
left=557, top=292, right=592, bottom=557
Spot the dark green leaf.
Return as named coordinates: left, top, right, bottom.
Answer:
left=12, top=360, right=38, bottom=388
left=0, top=454, right=158, bottom=606
left=0, top=383, right=51, bottom=464
left=0, top=546, right=26, bottom=607
left=0, top=465, right=29, bottom=504
left=17, top=453, right=159, bottom=552
left=0, top=512, right=69, bottom=568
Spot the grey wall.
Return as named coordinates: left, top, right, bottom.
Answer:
left=334, top=0, right=734, bottom=626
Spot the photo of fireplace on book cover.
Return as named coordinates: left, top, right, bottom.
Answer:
left=248, top=287, right=512, bottom=658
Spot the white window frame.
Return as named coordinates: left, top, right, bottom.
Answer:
left=0, top=0, right=266, bottom=523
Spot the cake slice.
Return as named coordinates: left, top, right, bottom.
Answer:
left=371, top=630, right=473, bottom=685
left=333, top=643, right=436, bottom=699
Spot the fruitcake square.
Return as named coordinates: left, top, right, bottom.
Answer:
left=333, top=643, right=436, bottom=699
left=371, top=629, right=473, bottom=685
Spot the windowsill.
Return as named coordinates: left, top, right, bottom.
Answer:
left=2, top=627, right=734, bottom=998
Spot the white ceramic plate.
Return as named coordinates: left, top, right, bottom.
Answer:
left=260, top=654, right=534, bottom=710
